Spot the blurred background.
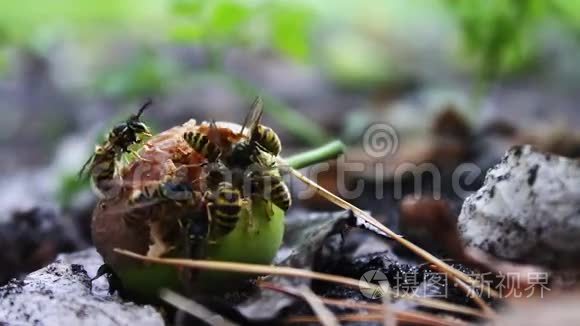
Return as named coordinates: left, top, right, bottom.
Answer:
left=0, top=0, right=580, bottom=284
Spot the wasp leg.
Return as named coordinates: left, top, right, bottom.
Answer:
left=205, top=202, right=218, bottom=244
left=251, top=197, right=272, bottom=222
left=130, top=150, right=153, bottom=162
left=184, top=210, right=210, bottom=259
left=264, top=200, right=274, bottom=220
left=91, top=264, right=124, bottom=296
left=159, top=180, right=197, bottom=203
left=242, top=198, right=258, bottom=231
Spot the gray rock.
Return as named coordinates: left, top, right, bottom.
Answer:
left=458, top=145, right=580, bottom=268
left=0, top=249, right=164, bottom=326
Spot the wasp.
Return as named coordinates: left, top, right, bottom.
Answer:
left=183, top=121, right=222, bottom=162
left=205, top=181, right=246, bottom=238
left=79, top=100, right=153, bottom=197
left=252, top=124, right=281, bottom=156
left=108, top=100, right=153, bottom=154
left=244, top=97, right=282, bottom=157
left=204, top=161, right=231, bottom=191
left=226, top=97, right=283, bottom=169
left=246, top=162, right=291, bottom=212
left=256, top=173, right=291, bottom=212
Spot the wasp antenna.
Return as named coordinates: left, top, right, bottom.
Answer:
left=136, top=98, right=153, bottom=119
left=78, top=154, right=95, bottom=178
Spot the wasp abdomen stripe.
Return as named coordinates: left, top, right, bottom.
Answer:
left=254, top=125, right=281, bottom=155
left=215, top=204, right=241, bottom=215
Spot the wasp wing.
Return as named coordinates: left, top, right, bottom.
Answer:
left=239, top=96, right=264, bottom=137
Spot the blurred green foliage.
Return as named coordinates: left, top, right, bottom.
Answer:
left=170, top=0, right=579, bottom=85
left=0, top=0, right=165, bottom=44
left=57, top=172, right=90, bottom=208
left=319, top=31, right=394, bottom=88
left=171, top=0, right=314, bottom=62
left=0, top=0, right=578, bottom=210
left=447, top=0, right=580, bottom=80
left=93, top=50, right=178, bottom=99
left=2, top=0, right=579, bottom=85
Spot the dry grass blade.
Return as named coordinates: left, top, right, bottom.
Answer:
left=382, top=296, right=396, bottom=326
left=426, top=264, right=496, bottom=317
left=286, top=313, right=466, bottom=326
left=285, top=166, right=500, bottom=299
left=114, top=248, right=487, bottom=318
left=160, top=289, right=238, bottom=326
left=258, top=282, right=465, bottom=326
left=454, top=280, right=496, bottom=317
left=296, top=285, right=340, bottom=326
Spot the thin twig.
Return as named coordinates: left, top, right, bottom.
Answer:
left=114, top=248, right=487, bottom=318
left=454, top=279, right=497, bottom=318
left=284, top=166, right=500, bottom=299
left=258, top=282, right=466, bottom=326
left=160, top=289, right=238, bottom=326
left=297, top=285, right=340, bottom=326
left=382, top=296, right=396, bottom=326
left=425, top=263, right=496, bottom=317
left=286, top=313, right=466, bottom=326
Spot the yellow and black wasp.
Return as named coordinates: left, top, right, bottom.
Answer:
left=248, top=98, right=282, bottom=157
left=183, top=121, right=222, bottom=162
left=248, top=167, right=291, bottom=212
left=205, top=181, right=246, bottom=238
left=226, top=96, right=291, bottom=212
left=79, top=100, right=153, bottom=197
left=242, top=96, right=282, bottom=156
left=243, top=150, right=291, bottom=213
left=225, top=97, right=283, bottom=168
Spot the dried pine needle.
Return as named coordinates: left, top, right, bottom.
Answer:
left=160, top=289, right=238, bottom=326
left=284, top=165, right=500, bottom=300
left=285, top=313, right=465, bottom=326
left=258, top=281, right=467, bottom=326
left=296, top=285, right=340, bottom=326
left=114, top=248, right=488, bottom=318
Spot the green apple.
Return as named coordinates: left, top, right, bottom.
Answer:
left=115, top=199, right=285, bottom=298
left=196, top=199, right=285, bottom=292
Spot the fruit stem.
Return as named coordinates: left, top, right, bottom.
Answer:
left=284, top=140, right=345, bottom=170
